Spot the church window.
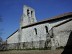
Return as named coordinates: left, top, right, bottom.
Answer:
left=27, top=9, right=29, bottom=16
left=45, top=26, right=48, bottom=33
left=31, top=11, right=33, bottom=17
left=34, top=28, right=37, bottom=35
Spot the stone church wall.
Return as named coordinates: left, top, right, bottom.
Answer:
left=49, top=18, right=70, bottom=30
left=20, top=18, right=71, bottom=49
left=7, top=31, right=19, bottom=49
left=21, top=23, right=49, bottom=49
left=53, top=19, right=72, bottom=48
left=7, top=31, right=19, bottom=44
left=7, top=18, right=72, bottom=49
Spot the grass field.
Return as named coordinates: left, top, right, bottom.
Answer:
left=0, top=49, right=63, bottom=54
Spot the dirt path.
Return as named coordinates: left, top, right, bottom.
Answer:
left=0, top=49, right=63, bottom=54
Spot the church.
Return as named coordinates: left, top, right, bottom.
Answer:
left=6, top=5, right=72, bottom=50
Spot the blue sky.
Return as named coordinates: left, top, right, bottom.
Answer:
left=0, top=0, right=72, bottom=40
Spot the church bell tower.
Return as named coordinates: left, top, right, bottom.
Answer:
left=20, top=5, right=37, bottom=27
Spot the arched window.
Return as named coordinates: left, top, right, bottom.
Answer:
left=31, top=11, right=33, bottom=17
left=27, top=9, right=29, bottom=16
left=34, top=28, right=37, bottom=35
left=45, top=26, right=48, bottom=33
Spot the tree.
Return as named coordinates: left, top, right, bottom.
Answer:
left=0, top=16, right=5, bottom=51
left=0, top=37, right=3, bottom=50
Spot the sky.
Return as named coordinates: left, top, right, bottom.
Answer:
left=0, top=0, right=72, bottom=40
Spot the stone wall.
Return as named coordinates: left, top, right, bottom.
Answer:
left=7, top=40, right=46, bottom=49
left=7, top=17, right=72, bottom=50
left=21, top=23, right=49, bottom=42
left=53, top=20, right=72, bottom=48
left=7, top=31, right=19, bottom=44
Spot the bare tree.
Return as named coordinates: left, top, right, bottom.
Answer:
left=0, top=37, right=3, bottom=50
left=0, top=16, right=3, bottom=50
left=0, top=16, right=6, bottom=51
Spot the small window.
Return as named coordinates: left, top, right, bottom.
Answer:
left=34, top=28, right=37, bottom=35
left=27, top=9, right=29, bottom=16
left=45, top=26, right=48, bottom=33
left=31, top=11, right=33, bottom=17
